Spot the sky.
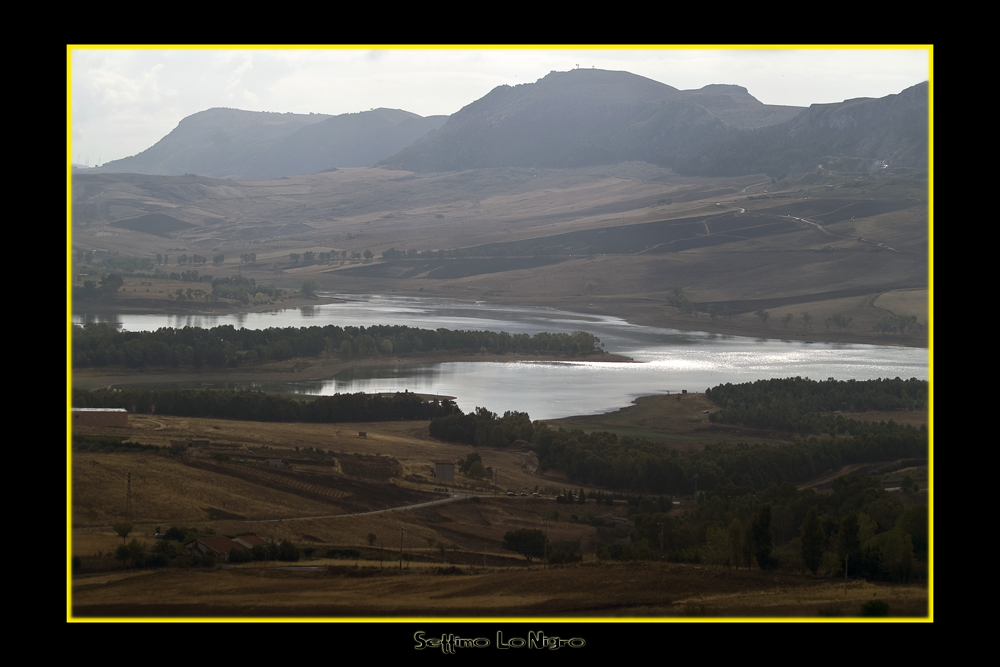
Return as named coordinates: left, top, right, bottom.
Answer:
left=68, top=45, right=932, bottom=167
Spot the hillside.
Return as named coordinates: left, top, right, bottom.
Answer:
left=676, top=82, right=929, bottom=176
left=380, top=69, right=804, bottom=171
left=91, top=107, right=447, bottom=180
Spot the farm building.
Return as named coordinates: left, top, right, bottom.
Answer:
left=433, top=461, right=455, bottom=481
left=72, top=408, right=128, bottom=427
left=186, top=536, right=240, bottom=562
left=186, top=534, right=266, bottom=562
left=233, top=535, right=267, bottom=550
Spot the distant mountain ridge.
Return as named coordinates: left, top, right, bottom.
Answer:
left=92, top=107, right=448, bottom=180
left=675, top=81, right=929, bottom=176
left=88, top=69, right=928, bottom=180
left=379, top=69, right=804, bottom=172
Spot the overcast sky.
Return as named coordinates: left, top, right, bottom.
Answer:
left=68, top=46, right=931, bottom=167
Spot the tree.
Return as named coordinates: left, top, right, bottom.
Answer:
left=278, top=540, right=300, bottom=561
left=755, top=309, right=770, bottom=329
left=749, top=503, right=776, bottom=569
left=301, top=279, right=320, bottom=297
left=782, top=313, right=794, bottom=329
left=115, top=538, right=145, bottom=568
left=800, top=506, right=824, bottom=575
left=459, top=452, right=482, bottom=474
left=838, top=511, right=862, bottom=572
left=502, top=529, right=547, bottom=561
left=363, top=249, right=374, bottom=262
left=101, top=272, right=124, bottom=295
left=729, top=518, right=744, bottom=569
left=801, top=312, right=812, bottom=330
left=367, top=533, right=377, bottom=547
left=112, top=522, right=134, bottom=544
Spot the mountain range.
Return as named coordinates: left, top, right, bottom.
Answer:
left=90, top=107, right=448, bottom=180
left=85, top=69, right=928, bottom=180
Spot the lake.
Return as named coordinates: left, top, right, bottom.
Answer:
left=74, top=294, right=929, bottom=420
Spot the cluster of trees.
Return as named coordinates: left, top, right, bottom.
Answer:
left=149, top=253, right=222, bottom=267
left=706, top=304, right=735, bottom=321
left=209, top=276, right=282, bottom=306
left=706, top=377, right=928, bottom=427
left=292, top=251, right=349, bottom=263
left=873, top=313, right=920, bottom=336
left=429, top=407, right=533, bottom=447
left=666, top=288, right=694, bottom=315
left=458, top=452, right=490, bottom=478
left=495, top=472, right=923, bottom=579
left=826, top=312, right=853, bottom=332
left=102, top=255, right=155, bottom=272
left=502, top=529, right=547, bottom=561
left=109, top=524, right=302, bottom=569
left=73, top=272, right=124, bottom=302
left=73, top=388, right=461, bottom=424
left=72, top=322, right=602, bottom=369
left=227, top=540, right=300, bottom=563
left=175, top=254, right=209, bottom=266
left=381, top=248, right=420, bottom=260
left=587, top=474, right=924, bottom=580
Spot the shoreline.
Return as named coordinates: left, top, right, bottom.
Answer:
left=70, top=349, right=635, bottom=391
left=72, top=291, right=928, bottom=350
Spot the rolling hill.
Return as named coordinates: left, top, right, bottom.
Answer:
left=91, top=107, right=448, bottom=180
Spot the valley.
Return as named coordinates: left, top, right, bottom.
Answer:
left=69, top=62, right=931, bottom=622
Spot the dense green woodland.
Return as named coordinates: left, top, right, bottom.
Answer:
left=73, top=388, right=460, bottom=423
left=706, top=377, right=927, bottom=432
left=72, top=323, right=602, bottom=368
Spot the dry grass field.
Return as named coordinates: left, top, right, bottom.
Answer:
left=70, top=401, right=929, bottom=620
left=71, top=560, right=927, bottom=618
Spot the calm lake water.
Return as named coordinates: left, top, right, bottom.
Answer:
left=74, top=294, right=929, bottom=420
